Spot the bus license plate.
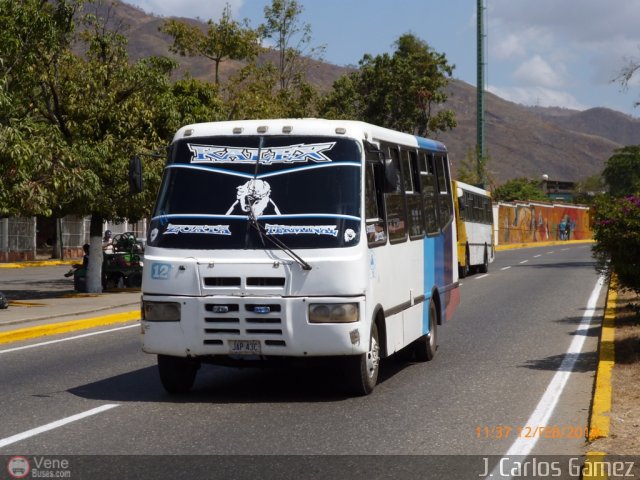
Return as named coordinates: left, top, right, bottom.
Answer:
left=229, top=340, right=261, bottom=355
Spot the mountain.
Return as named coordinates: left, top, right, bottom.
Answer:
left=106, top=1, right=638, bottom=183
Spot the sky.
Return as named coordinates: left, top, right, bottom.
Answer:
left=123, top=0, right=640, bottom=117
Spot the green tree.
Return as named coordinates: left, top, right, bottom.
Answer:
left=160, top=3, right=260, bottom=85
left=492, top=177, right=547, bottom=202
left=591, top=146, right=640, bottom=292
left=320, top=33, right=456, bottom=137
left=602, top=145, right=640, bottom=197
left=0, top=0, right=83, bottom=216
left=572, top=174, right=606, bottom=205
left=1, top=0, right=178, bottom=292
left=261, top=0, right=323, bottom=92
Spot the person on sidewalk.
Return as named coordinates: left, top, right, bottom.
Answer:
left=102, top=230, right=114, bottom=254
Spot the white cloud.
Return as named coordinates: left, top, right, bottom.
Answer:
left=488, top=85, right=588, bottom=111
left=124, top=0, right=245, bottom=21
left=513, top=55, right=567, bottom=89
left=488, top=0, right=640, bottom=88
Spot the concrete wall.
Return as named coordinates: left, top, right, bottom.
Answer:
left=495, top=201, right=591, bottom=245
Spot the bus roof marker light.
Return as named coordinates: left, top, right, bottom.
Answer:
left=282, top=125, right=293, bottom=134
left=257, top=125, right=268, bottom=133
left=184, top=129, right=193, bottom=137
left=335, top=127, right=346, bottom=135
left=233, top=127, right=243, bottom=134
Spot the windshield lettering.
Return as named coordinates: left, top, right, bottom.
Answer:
left=165, top=224, right=232, bottom=235
left=188, top=142, right=336, bottom=164
left=265, top=224, right=338, bottom=237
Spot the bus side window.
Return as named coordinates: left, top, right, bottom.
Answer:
left=434, top=155, right=453, bottom=229
left=403, top=149, right=425, bottom=239
left=419, top=152, right=439, bottom=235
left=365, top=162, right=387, bottom=247
left=384, top=145, right=407, bottom=243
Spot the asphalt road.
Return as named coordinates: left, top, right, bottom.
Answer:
left=0, top=244, right=605, bottom=477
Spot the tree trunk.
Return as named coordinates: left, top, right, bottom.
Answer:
left=86, top=213, right=104, bottom=294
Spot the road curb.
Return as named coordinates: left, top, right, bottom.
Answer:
left=495, top=239, right=593, bottom=251
left=587, top=274, right=616, bottom=442
left=2, top=300, right=140, bottom=327
left=583, top=275, right=617, bottom=479
left=0, top=260, right=76, bottom=268
left=0, top=310, right=140, bottom=345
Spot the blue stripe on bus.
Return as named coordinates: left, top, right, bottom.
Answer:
left=415, top=136, right=448, bottom=152
left=423, top=236, right=436, bottom=335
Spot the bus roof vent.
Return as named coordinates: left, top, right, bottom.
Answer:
left=282, top=125, right=293, bottom=133
left=233, top=127, right=243, bottom=134
left=257, top=125, right=268, bottom=133
left=184, top=129, right=193, bottom=137
left=335, top=127, right=346, bottom=135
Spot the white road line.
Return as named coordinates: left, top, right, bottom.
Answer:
left=519, top=260, right=529, bottom=264
left=547, top=251, right=555, bottom=254
left=476, top=274, right=489, bottom=280
left=0, top=404, right=119, bottom=449
left=487, top=276, right=605, bottom=479
left=501, top=266, right=512, bottom=271
left=533, top=255, right=541, bottom=258
left=561, top=248, right=570, bottom=251
left=0, top=324, right=138, bottom=354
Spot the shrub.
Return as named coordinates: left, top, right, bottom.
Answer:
left=592, top=194, right=640, bottom=293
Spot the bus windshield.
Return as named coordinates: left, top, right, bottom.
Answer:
left=149, top=135, right=362, bottom=250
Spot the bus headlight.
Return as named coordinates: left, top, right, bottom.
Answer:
left=143, top=301, right=181, bottom=322
left=309, top=303, right=359, bottom=323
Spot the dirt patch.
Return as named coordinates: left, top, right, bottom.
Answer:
left=588, top=287, right=640, bottom=458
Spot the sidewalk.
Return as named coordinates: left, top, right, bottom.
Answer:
left=0, top=290, right=140, bottom=332
left=0, top=259, right=141, bottom=339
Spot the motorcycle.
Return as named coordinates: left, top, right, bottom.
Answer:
left=69, top=232, right=144, bottom=292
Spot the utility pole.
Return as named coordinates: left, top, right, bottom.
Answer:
left=477, top=0, right=486, bottom=188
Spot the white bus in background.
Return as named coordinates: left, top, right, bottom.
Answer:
left=452, top=180, right=495, bottom=278
left=136, top=119, right=460, bottom=396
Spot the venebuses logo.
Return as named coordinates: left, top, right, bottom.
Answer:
left=7, top=456, right=30, bottom=479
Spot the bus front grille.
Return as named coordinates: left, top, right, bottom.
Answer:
left=202, top=300, right=286, bottom=347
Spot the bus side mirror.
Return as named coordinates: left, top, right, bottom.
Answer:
left=129, top=155, right=143, bottom=194
left=458, top=196, right=466, bottom=211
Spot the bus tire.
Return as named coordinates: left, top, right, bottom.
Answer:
left=413, top=300, right=438, bottom=362
left=157, top=354, right=199, bottom=394
left=459, top=248, right=470, bottom=278
left=343, top=322, right=380, bottom=396
left=478, top=246, right=489, bottom=274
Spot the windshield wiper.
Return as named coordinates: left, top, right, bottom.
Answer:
left=247, top=211, right=312, bottom=271
left=245, top=136, right=312, bottom=271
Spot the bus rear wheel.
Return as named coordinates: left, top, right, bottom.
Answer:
left=157, top=354, right=200, bottom=394
left=459, top=248, right=470, bottom=278
left=343, top=322, right=380, bottom=396
left=412, top=300, right=438, bottom=361
left=477, top=246, right=489, bottom=274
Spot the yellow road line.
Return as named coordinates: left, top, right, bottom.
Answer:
left=0, top=310, right=140, bottom=345
left=588, top=276, right=617, bottom=442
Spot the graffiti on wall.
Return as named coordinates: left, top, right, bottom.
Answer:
left=498, top=202, right=591, bottom=245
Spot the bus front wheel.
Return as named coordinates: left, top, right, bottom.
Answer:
left=344, top=322, right=380, bottom=396
left=157, top=354, right=200, bottom=394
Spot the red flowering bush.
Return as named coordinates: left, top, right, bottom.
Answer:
left=592, top=194, right=640, bottom=293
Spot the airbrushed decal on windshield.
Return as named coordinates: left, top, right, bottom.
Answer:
left=226, top=179, right=281, bottom=217
left=265, top=224, right=339, bottom=237
left=188, top=142, right=336, bottom=164
left=164, top=224, right=232, bottom=235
